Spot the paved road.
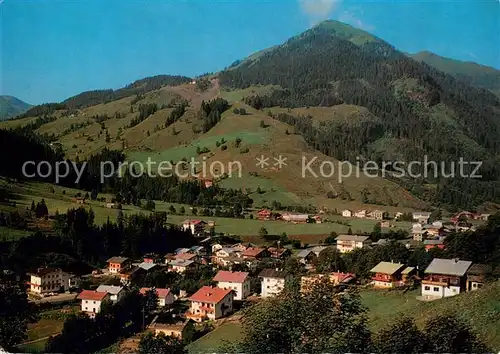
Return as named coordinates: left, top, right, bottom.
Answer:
left=32, top=293, right=77, bottom=303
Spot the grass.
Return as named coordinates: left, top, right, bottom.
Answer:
left=17, top=338, right=49, bottom=353
left=187, top=322, right=244, bottom=354
left=26, top=318, right=64, bottom=342
left=0, top=226, right=31, bottom=240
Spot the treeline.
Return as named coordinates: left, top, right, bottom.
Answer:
left=129, top=103, right=158, bottom=127
left=165, top=100, right=189, bottom=127
left=198, top=98, right=230, bottom=132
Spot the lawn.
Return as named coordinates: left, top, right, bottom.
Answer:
left=187, top=322, right=244, bottom=354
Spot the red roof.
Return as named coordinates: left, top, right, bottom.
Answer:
left=139, top=287, right=171, bottom=298
left=242, top=247, right=266, bottom=257
left=188, top=286, right=233, bottom=304
left=257, top=209, right=271, bottom=215
left=213, top=270, right=249, bottom=283
left=182, top=219, right=206, bottom=225
left=78, top=290, right=108, bottom=301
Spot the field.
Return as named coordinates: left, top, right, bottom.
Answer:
left=187, top=322, right=244, bottom=354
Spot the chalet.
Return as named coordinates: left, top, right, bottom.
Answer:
left=267, top=247, right=291, bottom=259
left=423, top=239, right=445, bottom=251
left=143, top=253, right=163, bottom=264
left=78, top=290, right=110, bottom=318
left=259, top=268, right=292, bottom=297
left=181, top=220, right=207, bottom=236
left=466, top=264, right=492, bottom=292
left=296, top=249, right=318, bottom=265
left=174, top=253, right=199, bottom=263
left=151, top=321, right=194, bottom=340
left=401, top=266, right=416, bottom=284
left=241, top=247, right=268, bottom=260
left=368, top=210, right=387, bottom=220
left=354, top=210, right=367, bottom=218
left=120, top=266, right=146, bottom=285
left=214, top=247, right=236, bottom=258
left=107, top=256, right=131, bottom=274
left=138, top=262, right=159, bottom=272
left=257, top=209, right=272, bottom=220
left=28, top=267, right=72, bottom=295
left=370, top=262, right=409, bottom=288
left=421, top=258, right=472, bottom=300
left=213, top=271, right=251, bottom=300
left=185, top=286, right=234, bottom=322
left=96, top=285, right=125, bottom=303
left=231, top=243, right=249, bottom=253
left=168, top=259, right=196, bottom=273
left=310, top=245, right=328, bottom=257
left=282, top=213, right=309, bottom=223
left=301, top=272, right=355, bottom=292
left=342, top=209, right=353, bottom=218
left=413, top=212, right=431, bottom=224
left=335, top=235, right=371, bottom=253
left=139, top=288, right=175, bottom=307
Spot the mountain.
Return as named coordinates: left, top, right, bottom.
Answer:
left=0, top=95, right=32, bottom=120
left=219, top=20, right=500, bottom=208
left=411, top=51, right=500, bottom=96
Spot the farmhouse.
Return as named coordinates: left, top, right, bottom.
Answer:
left=466, top=264, right=492, bottom=292
left=354, top=210, right=367, bottom=218
left=296, top=249, right=318, bottom=265
left=421, top=258, right=472, bottom=300
left=423, top=239, right=445, bottom=251
left=368, top=210, right=387, bottom=220
left=335, top=235, right=371, bottom=253
left=96, top=285, right=125, bottom=303
left=28, top=267, right=72, bottom=295
left=107, top=256, right=131, bottom=274
left=301, top=272, right=355, bottom=292
left=213, top=270, right=251, bottom=300
left=185, top=286, right=234, bottom=322
left=370, top=262, right=408, bottom=288
left=139, top=288, right=175, bottom=307
left=259, top=268, right=292, bottom=298
left=257, top=209, right=272, bottom=220
left=181, top=219, right=207, bottom=236
left=268, top=247, right=291, bottom=259
left=413, top=212, right=431, bottom=224
left=241, top=247, right=268, bottom=260
left=168, top=259, right=196, bottom=273
left=78, top=290, right=110, bottom=318
left=151, top=321, right=194, bottom=340
left=342, top=209, right=353, bottom=218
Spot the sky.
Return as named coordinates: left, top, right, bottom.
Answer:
left=1, top=0, right=499, bottom=104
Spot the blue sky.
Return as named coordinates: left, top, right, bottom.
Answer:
left=1, top=0, right=499, bottom=104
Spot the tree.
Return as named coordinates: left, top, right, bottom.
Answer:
left=234, top=278, right=370, bottom=353
left=429, top=209, right=442, bottom=223
left=372, top=317, right=426, bottom=353
left=179, top=206, right=186, bottom=215
left=424, top=314, right=489, bottom=353
left=372, top=222, right=382, bottom=241
left=316, top=247, right=345, bottom=272
left=139, top=332, right=186, bottom=354
left=347, top=227, right=353, bottom=235
left=0, top=279, right=37, bottom=349
left=144, top=200, right=156, bottom=211
left=258, top=227, right=268, bottom=238
left=325, top=231, right=337, bottom=244
left=169, top=205, right=177, bottom=214
left=143, top=288, right=159, bottom=313
left=35, top=199, right=49, bottom=218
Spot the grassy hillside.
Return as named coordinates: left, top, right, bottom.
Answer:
left=0, top=95, right=32, bottom=120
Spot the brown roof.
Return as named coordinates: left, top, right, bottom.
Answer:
left=213, top=270, right=249, bottom=283
left=107, top=256, right=129, bottom=264
left=188, top=286, right=233, bottom=304
left=30, top=267, right=60, bottom=277
left=242, top=247, right=266, bottom=257
left=139, top=288, right=172, bottom=298
left=467, top=263, right=493, bottom=275
left=259, top=268, right=289, bottom=279
left=78, top=290, right=108, bottom=301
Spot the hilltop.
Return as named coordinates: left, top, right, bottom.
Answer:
left=0, top=95, right=32, bottom=120
left=411, top=51, right=500, bottom=97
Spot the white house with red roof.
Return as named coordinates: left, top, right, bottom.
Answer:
left=139, top=287, right=175, bottom=307
left=77, top=290, right=110, bottom=318
left=181, top=219, right=207, bottom=236
left=213, top=270, right=251, bottom=300
left=185, top=286, right=234, bottom=322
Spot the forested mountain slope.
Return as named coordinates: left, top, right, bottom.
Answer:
left=0, top=96, right=32, bottom=120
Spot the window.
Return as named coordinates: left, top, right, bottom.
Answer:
left=93, top=301, right=96, bottom=304
left=424, top=286, right=430, bottom=291
left=433, top=287, right=439, bottom=292
left=85, top=307, right=88, bottom=310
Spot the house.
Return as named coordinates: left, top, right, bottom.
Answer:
left=175, top=248, right=191, bottom=255
left=370, top=262, right=408, bottom=288
left=259, top=268, right=292, bottom=297
left=241, top=247, right=268, bottom=260
left=477, top=213, right=490, bottom=221
left=214, top=247, right=236, bottom=258
left=301, top=272, right=355, bottom=292
left=401, top=266, right=416, bottom=284
left=28, top=267, right=72, bottom=295
left=151, top=321, right=194, bottom=340
left=411, top=223, right=425, bottom=241
left=174, top=253, right=199, bottom=263
left=296, top=249, right=318, bottom=265
left=168, top=259, right=196, bottom=273
left=421, top=258, right=472, bottom=300
left=342, top=209, right=353, bottom=218
left=106, top=202, right=119, bottom=209
left=310, top=245, right=328, bottom=257
left=368, top=210, right=387, bottom=220
left=267, top=247, right=291, bottom=259
left=213, top=270, right=251, bottom=300
left=181, top=220, right=207, bottom=236
left=139, top=288, right=175, bottom=307
left=78, top=290, right=110, bottom=318
left=311, top=215, right=322, bottom=223
left=143, top=253, right=162, bottom=264
left=96, top=285, right=125, bottom=303
left=257, top=209, right=272, bottom=220
left=107, top=256, right=131, bottom=274
left=354, top=210, right=367, bottom=218
left=413, top=212, right=431, bottom=224
left=120, top=266, right=146, bottom=285
left=466, top=264, right=492, bottom=291
left=281, top=213, right=309, bottom=223
left=335, top=235, right=371, bottom=253
left=185, top=286, right=234, bottom=322
left=138, top=262, right=159, bottom=272
left=394, top=212, right=404, bottom=220
left=423, top=239, right=445, bottom=251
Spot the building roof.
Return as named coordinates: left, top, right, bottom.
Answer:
left=336, top=235, right=370, bottom=242
left=401, top=266, right=415, bottom=275
left=175, top=253, right=197, bottom=261
left=310, top=246, right=328, bottom=254
left=423, top=240, right=444, bottom=245
left=467, top=263, right=493, bottom=275
left=138, top=262, right=158, bottom=271
left=413, top=212, right=431, bottom=217
left=370, top=262, right=406, bottom=275
left=169, top=259, right=195, bottom=267
left=182, top=219, right=206, bottom=225
left=151, top=321, right=189, bottom=331
left=213, top=270, right=249, bottom=283
left=259, top=268, right=289, bottom=279
left=96, top=285, right=124, bottom=295
left=424, top=258, right=472, bottom=276
left=106, top=256, right=129, bottom=264
left=296, top=249, right=314, bottom=258
left=78, top=290, right=108, bottom=301
left=242, top=247, right=266, bottom=257
left=139, top=287, right=172, bottom=298
left=188, top=286, right=233, bottom=304
left=30, top=267, right=61, bottom=277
